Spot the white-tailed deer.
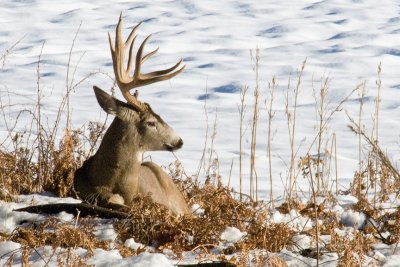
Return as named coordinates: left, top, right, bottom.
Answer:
left=73, top=15, right=190, bottom=216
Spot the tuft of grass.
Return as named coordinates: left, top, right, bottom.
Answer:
left=327, top=228, right=373, bottom=266
left=10, top=218, right=107, bottom=253
left=115, top=177, right=295, bottom=254
left=0, top=126, right=105, bottom=200
left=2, top=217, right=137, bottom=266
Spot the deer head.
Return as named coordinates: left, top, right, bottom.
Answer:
left=95, top=14, right=185, bottom=153
left=93, top=86, right=183, bottom=152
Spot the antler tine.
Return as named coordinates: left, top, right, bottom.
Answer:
left=125, top=21, right=141, bottom=47
left=135, top=35, right=185, bottom=82
left=139, top=64, right=186, bottom=87
left=109, top=14, right=185, bottom=111
left=142, top=47, right=159, bottom=64
left=126, top=35, right=137, bottom=74
left=125, top=22, right=141, bottom=74
left=115, top=15, right=141, bottom=80
left=133, top=34, right=147, bottom=81
left=141, top=60, right=185, bottom=80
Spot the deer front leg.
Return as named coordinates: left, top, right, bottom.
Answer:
left=85, top=186, right=129, bottom=211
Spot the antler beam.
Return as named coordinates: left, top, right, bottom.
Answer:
left=108, top=14, right=185, bottom=111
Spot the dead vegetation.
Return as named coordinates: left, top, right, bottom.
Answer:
left=1, top=40, right=400, bottom=267
left=1, top=217, right=137, bottom=266
left=115, top=177, right=294, bottom=255
left=0, top=126, right=399, bottom=267
left=2, top=138, right=400, bottom=266
left=0, top=127, right=99, bottom=199
left=10, top=218, right=108, bottom=253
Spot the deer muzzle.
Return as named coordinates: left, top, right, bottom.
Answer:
left=165, top=138, right=183, bottom=151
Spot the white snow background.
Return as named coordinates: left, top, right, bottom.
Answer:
left=1, top=0, right=400, bottom=266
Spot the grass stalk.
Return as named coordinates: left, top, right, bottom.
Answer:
left=238, top=86, right=248, bottom=201
left=334, top=132, right=338, bottom=194
left=308, top=158, right=320, bottom=266
left=294, top=84, right=360, bottom=197
left=286, top=59, right=306, bottom=200
left=207, top=110, right=218, bottom=182
left=357, top=82, right=367, bottom=197
left=228, top=158, right=233, bottom=188
left=250, top=48, right=260, bottom=201
left=36, top=41, right=45, bottom=190
left=328, top=132, right=338, bottom=194
left=373, top=62, right=382, bottom=206
left=65, top=22, right=82, bottom=130
left=266, top=76, right=276, bottom=207
left=1, top=36, right=25, bottom=70
left=348, top=115, right=400, bottom=184
left=196, top=83, right=209, bottom=181
left=314, top=76, right=329, bottom=194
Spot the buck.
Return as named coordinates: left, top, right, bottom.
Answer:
left=73, top=15, right=190, bottom=216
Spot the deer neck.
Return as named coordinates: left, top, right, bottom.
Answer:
left=94, top=117, right=142, bottom=171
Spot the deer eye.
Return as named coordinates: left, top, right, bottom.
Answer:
left=146, top=121, right=156, bottom=127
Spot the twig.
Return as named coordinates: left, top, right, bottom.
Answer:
left=1, top=35, right=25, bottom=69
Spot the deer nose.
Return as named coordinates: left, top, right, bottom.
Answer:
left=176, top=138, right=183, bottom=149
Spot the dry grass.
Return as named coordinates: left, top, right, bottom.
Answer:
left=115, top=176, right=294, bottom=255
left=1, top=37, right=400, bottom=266
left=1, top=216, right=137, bottom=266
left=328, top=229, right=373, bottom=266
left=0, top=127, right=103, bottom=200
left=1, top=161, right=296, bottom=265
left=1, top=101, right=399, bottom=267
left=10, top=218, right=107, bottom=253
left=0, top=149, right=36, bottom=199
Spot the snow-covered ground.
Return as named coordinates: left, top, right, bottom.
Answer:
left=2, top=193, right=400, bottom=266
left=1, top=0, right=400, bottom=265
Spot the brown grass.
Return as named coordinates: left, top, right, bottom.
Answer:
left=115, top=177, right=294, bottom=255
left=10, top=218, right=107, bottom=253
left=0, top=127, right=102, bottom=200
left=1, top=216, right=137, bottom=266
left=328, top=228, right=374, bottom=266
left=1, top=36, right=399, bottom=267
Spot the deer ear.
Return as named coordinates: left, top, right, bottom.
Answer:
left=93, top=86, right=118, bottom=115
left=93, top=86, right=139, bottom=121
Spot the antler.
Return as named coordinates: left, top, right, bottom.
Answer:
left=109, top=14, right=185, bottom=111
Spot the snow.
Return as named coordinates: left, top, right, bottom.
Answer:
left=291, top=234, right=312, bottom=252
left=95, top=223, right=119, bottom=241
left=340, top=209, right=366, bottom=229
left=127, top=252, right=174, bottom=267
left=336, top=195, right=359, bottom=208
left=17, top=193, right=81, bottom=207
left=0, top=241, right=21, bottom=260
left=88, top=250, right=173, bottom=267
left=220, top=226, right=246, bottom=244
left=0, top=201, right=43, bottom=234
left=87, top=248, right=123, bottom=266
left=124, top=238, right=145, bottom=251
left=191, top=203, right=205, bottom=216
left=272, top=209, right=314, bottom=231
left=1, top=0, right=400, bottom=265
left=384, top=255, right=400, bottom=267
